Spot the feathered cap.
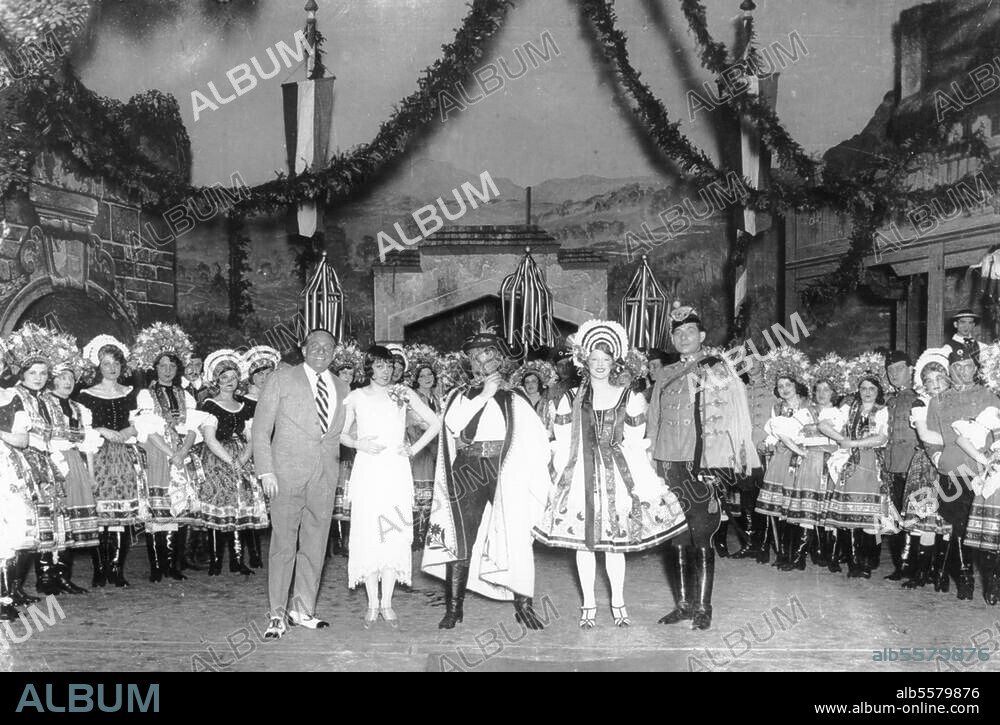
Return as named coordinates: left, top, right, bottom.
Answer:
left=204, top=348, right=247, bottom=382
left=242, top=345, right=281, bottom=378
left=571, top=319, right=630, bottom=368
left=461, top=318, right=510, bottom=357
left=330, top=340, right=364, bottom=374
left=976, top=343, right=1000, bottom=393
left=846, top=351, right=890, bottom=393
left=914, top=346, right=952, bottom=395
left=403, top=343, right=441, bottom=386
left=83, top=334, right=129, bottom=366
left=509, top=359, right=557, bottom=389
left=762, top=346, right=812, bottom=389
left=129, top=323, right=193, bottom=371
left=385, top=343, right=409, bottom=372
left=669, top=301, right=702, bottom=332
left=6, top=323, right=86, bottom=378
left=810, top=353, right=850, bottom=396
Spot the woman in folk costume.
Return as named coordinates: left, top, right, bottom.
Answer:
left=510, top=359, right=556, bottom=430
left=754, top=348, right=813, bottom=568
left=197, top=349, right=269, bottom=575
left=404, top=344, right=442, bottom=549
left=77, top=335, right=146, bottom=588
left=534, top=320, right=688, bottom=629
left=818, top=352, right=894, bottom=579
left=790, top=354, right=849, bottom=572
left=340, top=346, right=440, bottom=628
left=131, top=323, right=208, bottom=583
left=329, top=340, right=363, bottom=556
left=899, top=348, right=953, bottom=590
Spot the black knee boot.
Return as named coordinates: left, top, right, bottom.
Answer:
left=439, top=561, right=468, bottom=629
left=659, top=544, right=693, bottom=624
left=885, top=534, right=915, bottom=581
left=713, top=520, right=730, bottom=558
left=91, top=533, right=108, bottom=588
left=181, top=528, right=206, bottom=571
left=730, top=508, right=754, bottom=558
left=753, top=513, right=772, bottom=564
left=783, top=526, right=812, bottom=571
left=146, top=532, right=162, bottom=583
left=12, top=551, right=40, bottom=605
left=981, top=552, right=1000, bottom=605
left=164, top=529, right=187, bottom=581
left=35, top=552, right=61, bottom=596
left=847, top=529, right=869, bottom=578
left=228, top=532, right=253, bottom=575
left=955, top=539, right=975, bottom=601
left=810, top=526, right=828, bottom=567
left=208, top=531, right=223, bottom=576
left=0, top=558, right=18, bottom=621
left=902, top=544, right=934, bottom=589
left=772, top=519, right=790, bottom=568
left=107, top=530, right=130, bottom=588
left=692, top=547, right=715, bottom=630
left=54, top=551, right=87, bottom=594
left=242, top=529, right=264, bottom=569
left=826, top=528, right=843, bottom=573
left=932, top=536, right=951, bottom=593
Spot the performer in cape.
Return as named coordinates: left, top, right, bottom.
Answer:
left=422, top=322, right=551, bottom=630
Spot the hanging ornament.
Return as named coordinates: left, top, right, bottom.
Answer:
left=499, top=247, right=555, bottom=358
left=619, top=255, right=670, bottom=349
left=302, top=251, right=345, bottom=339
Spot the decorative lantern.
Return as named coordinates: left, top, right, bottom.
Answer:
left=619, top=254, right=669, bottom=349
left=302, top=251, right=345, bottom=339
left=972, top=245, right=1000, bottom=339
left=499, top=246, right=555, bottom=358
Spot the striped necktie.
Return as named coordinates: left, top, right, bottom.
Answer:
left=316, top=373, right=330, bottom=433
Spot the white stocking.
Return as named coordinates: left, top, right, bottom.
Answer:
left=379, top=568, right=396, bottom=609
left=605, top=552, right=626, bottom=607
left=365, top=574, right=379, bottom=612
left=575, top=550, right=596, bottom=608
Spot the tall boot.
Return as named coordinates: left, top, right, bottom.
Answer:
left=712, top=520, right=730, bottom=558
left=327, top=521, right=341, bottom=558
left=146, top=532, right=162, bottom=583
left=753, top=513, right=772, bottom=564
left=932, top=536, right=951, bottom=593
left=54, top=550, right=87, bottom=594
left=955, top=539, right=975, bottom=601
left=902, top=544, right=934, bottom=589
left=847, top=529, right=869, bottom=578
left=783, top=526, right=813, bottom=571
left=339, top=522, right=350, bottom=558
left=91, top=533, right=108, bottom=588
left=0, top=558, right=18, bottom=621
left=107, top=530, right=130, bottom=588
left=207, top=531, right=223, bottom=576
left=730, top=508, right=754, bottom=558
left=658, top=544, right=693, bottom=624
left=868, top=535, right=882, bottom=571
left=164, top=529, right=187, bottom=581
left=228, top=532, right=254, bottom=575
left=981, top=552, right=1000, bottom=605
left=11, top=551, right=40, bottom=605
left=181, top=528, right=205, bottom=571
left=771, top=519, right=790, bottom=568
left=35, top=552, right=61, bottom=596
left=241, top=529, right=263, bottom=569
left=885, top=533, right=914, bottom=581
left=438, top=561, right=469, bottom=629
left=691, top=547, right=715, bottom=630
left=810, top=526, right=828, bottom=567
left=826, top=528, right=843, bottom=573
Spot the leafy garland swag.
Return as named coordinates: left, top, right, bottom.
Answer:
left=4, top=0, right=999, bottom=315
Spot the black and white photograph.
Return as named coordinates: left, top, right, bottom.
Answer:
left=0, top=0, right=999, bottom=704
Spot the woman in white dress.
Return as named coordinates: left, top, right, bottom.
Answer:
left=340, top=345, right=440, bottom=628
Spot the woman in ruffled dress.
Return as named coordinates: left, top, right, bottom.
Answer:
left=77, top=336, right=146, bottom=588
left=899, top=348, right=953, bottom=590
left=404, top=346, right=441, bottom=549
left=131, top=324, right=207, bottom=583
left=341, top=345, right=440, bottom=628
left=197, top=349, right=268, bottom=575
left=819, top=354, right=892, bottom=579
left=534, top=320, right=688, bottom=629
left=0, top=376, right=33, bottom=620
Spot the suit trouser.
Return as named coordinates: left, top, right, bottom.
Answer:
left=268, top=476, right=334, bottom=618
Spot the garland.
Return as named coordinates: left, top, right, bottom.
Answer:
left=226, top=215, right=254, bottom=327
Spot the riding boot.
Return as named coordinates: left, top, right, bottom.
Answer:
left=753, top=513, right=772, bottom=564
left=712, top=520, right=730, bottom=558
left=54, top=551, right=87, bottom=594
left=902, top=544, right=934, bottom=589
left=691, top=547, right=715, bottom=630
left=146, top=532, right=162, bottom=583
left=227, top=532, right=254, bottom=575
left=932, top=536, right=951, bottom=593
left=181, top=528, right=206, bottom=571
left=12, top=551, right=40, bottom=605
left=339, top=521, right=350, bottom=557
left=0, top=558, right=18, bottom=621
left=438, top=561, right=468, bottom=629
left=730, top=508, right=754, bottom=558
left=847, top=529, right=868, bottom=578
left=659, top=544, right=693, bottom=624
left=867, top=535, right=882, bottom=571
left=810, top=526, right=828, bottom=567
left=91, top=533, right=107, bottom=588
left=241, top=529, right=264, bottom=569
left=164, top=530, right=187, bottom=581
left=783, top=526, right=813, bottom=571
left=207, top=531, right=223, bottom=576
left=773, top=521, right=794, bottom=569
left=981, top=552, right=1000, bottom=605
left=327, top=522, right=341, bottom=558
left=107, top=530, right=130, bottom=588
left=885, top=534, right=914, bottom=581
left=35, top=552, right=61, bottom=596
left=955, top=539, right=975, bottom=601
left=826, top=528, right=843, bottom=573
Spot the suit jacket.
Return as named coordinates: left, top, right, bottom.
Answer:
left=252, top=363, right=350, bottom=491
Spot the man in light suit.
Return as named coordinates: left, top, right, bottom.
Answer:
left=253, top=329, right=349, bottom=639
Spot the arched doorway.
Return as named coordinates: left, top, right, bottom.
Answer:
left=14, top=287, right=133, bottom=345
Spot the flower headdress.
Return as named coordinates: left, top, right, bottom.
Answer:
left=330, top=340, right=364, bottom=374
left=570, top=319, right=629, bottom=368
left=438, top=351, right=471, bottom=392
left=204, top=348, right=247, bottom=382
left=762, top=346, right=813, bottom=390
left=810, top=353, right=850, bottom=397
left=403, top=343, right=441, bottom=386
left=129, top=323, right=193, bottom=371
left=83, top=334, right=129, bottom=366
left=385, top=342, right=409, bottom=372
left=242, top=345, right=281, bottom=378
left=976, top=343, right=1000, bottom=393
left=621, top=347, right=649, bottom=383
left=6, top=324, right=86, bottom=378
left=509, top=359, right=557, bottom=390
left=845, top=351, right=890, bottom=394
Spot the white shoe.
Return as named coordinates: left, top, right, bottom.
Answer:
left=264, top=617, right=286, bottom=640
left=287, top=610, right=330, bottom=629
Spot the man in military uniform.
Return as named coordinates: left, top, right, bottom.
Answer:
left=647, top=305, right=720, bottom=630
left=883, top=351, right=920, bottom=579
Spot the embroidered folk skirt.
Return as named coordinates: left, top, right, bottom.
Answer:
left=966, top=486, right=1000, bottom=552
left=197, top=436, right=268, bottom=531
left=141, top=444, right=204, bottom=529
left=21, top=447, right=69, bottom=552
left=61, top=449, right=100, bottom=547
left=92, top=440, right=147, bottom=526
left=901, top=450, right=951, bottom=538
left=1, top=443, right=38, bottom=552
left=756, top=445, right=796, bottom=519
left=823, top=449, right=884, bottom=530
